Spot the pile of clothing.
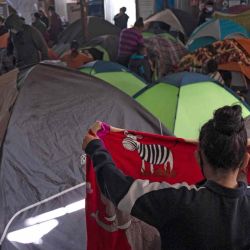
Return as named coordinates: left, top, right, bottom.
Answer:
left=178, top=38, right=250, bottom=71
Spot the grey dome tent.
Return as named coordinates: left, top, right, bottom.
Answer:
left=59, top=16, right=120, bottom=44
left=54, top=17, right=120, bottom=56
left=0, top=63, right=169, bottom=250
left=83, top=34, right=119, bottom=61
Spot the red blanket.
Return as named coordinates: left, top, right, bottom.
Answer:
left=86, top=129, right=250, bottom=250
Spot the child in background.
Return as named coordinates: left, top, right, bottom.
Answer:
left=128, top=44, right=152, bottom=83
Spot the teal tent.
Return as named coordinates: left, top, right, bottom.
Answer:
left=187, top=19, right=249, bottom=51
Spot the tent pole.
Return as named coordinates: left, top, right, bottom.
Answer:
left=135, top=0, right=139, bottom=19
left=163, top=0, right=169, bottom=8
left=79, top=0, right=88, bottom=42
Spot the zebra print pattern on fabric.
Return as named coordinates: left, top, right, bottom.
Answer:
left=122, top=135, right=173, bottom=174
left=138, top=143, right=170, bottom=166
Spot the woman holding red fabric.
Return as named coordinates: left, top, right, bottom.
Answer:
left=83, top=105, right=250, bottom=249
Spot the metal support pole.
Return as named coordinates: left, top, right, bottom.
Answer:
left=163, top=0, right=169, bottom=9
left=79, top=0, right=88, bottom=42
left=135, top=0, right=140, bottom=19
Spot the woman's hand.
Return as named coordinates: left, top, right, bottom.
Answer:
left=82, top=121, right=102, bottom=150
left=82, top=121, right=125, bottom=150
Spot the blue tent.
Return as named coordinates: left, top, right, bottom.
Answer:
left=187, top=19, right=249, bottom=51
left=160, top=71, right=217, bottom=86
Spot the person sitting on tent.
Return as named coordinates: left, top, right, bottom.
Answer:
left=114, top=7, right=129, bottom=30
left=198, top=1, right=215, bottom=25
left=206, top=59, right=224, bottom=85
left=117, top=17, right=144, bottom=67
left=32, top=12, right=49, bottom=44
left=5, top=13, right=48, bottom=68
left=61, top=40, right=93, bottom=69
left=83, top=104, right=250, bottom=249
left=128, top=44, right=153, bottom=83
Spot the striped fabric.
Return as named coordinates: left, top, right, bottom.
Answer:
left=118, top=28, right=144, bottom=57
left=122, top=135, right=173, bottom=174
left=189, top=67, right=225, bottom=85
left=123, top=137, right=171, bottom=166
left=208, top=72, right=225, bottom=85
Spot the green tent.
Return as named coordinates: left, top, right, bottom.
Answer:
left=80, top=61, right=147, bottom=96
left=135, top=79, right=250, bottom=139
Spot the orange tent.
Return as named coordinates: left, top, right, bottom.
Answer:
left=219, top=38, right=250, bottom=80
left=219, top=62, right=250, bottom=79
left=235, top=38, right=250, bottom=53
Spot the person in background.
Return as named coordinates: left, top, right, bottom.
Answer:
left=32, top=12, right=49, bottom=43
left=128, top=44, right=152, bottom=83
left=0, top=16, right=14, bottom=74
left=48, top=5, right=62, bottom=44
left=220, top=70, right=232, bottom=87
left=39, top=9, right=49, bottom=28
left=0, top=16, right=8, bottom=49
left=221, top=0, right=229, bottom=11
left=206, top=59, right=224, bottom=85
left=241, top=0, right=247, bottom=5
left=83, top=104, right=250, bottom=249
left=5, top=13, right=48, bottom=68
left=19, top=17, right=25, bottom=23
left=198, top=1, right=215, bottom=25
left=117, top=17, right=144, bottom=67
left=114, top=7, right=129, bottom=30
left=60, top=40, right=93, bottom=69
left=0, top=16, right=7, bottom=38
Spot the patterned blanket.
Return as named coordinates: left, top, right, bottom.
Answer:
left=178, top=39, right=250, bottom=72
left=145, top=35, right=187, bottom=78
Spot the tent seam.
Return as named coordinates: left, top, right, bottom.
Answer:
left=173, top=88, right=181, bottom=135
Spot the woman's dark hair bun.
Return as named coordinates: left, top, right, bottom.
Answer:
left=213, top=105, right=244, bottom=135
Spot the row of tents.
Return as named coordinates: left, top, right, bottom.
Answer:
left=1, top=62, right=250, bottom=249
left=52, top=8, right=250, bottom=84
left=2, top=5, right=250, bottom=250
left=79, top=60, right=250, bottom=139
left=54, top=6, right=250, bottom=55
